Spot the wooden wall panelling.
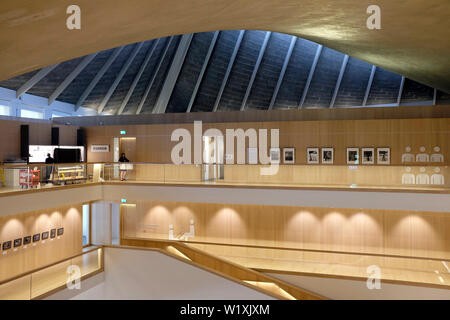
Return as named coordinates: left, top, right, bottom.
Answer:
left=121, top=200, right=450, bottom=261
left=85, top=118, right=450, bottom=165
left=0, top=204, right=83, bottom=282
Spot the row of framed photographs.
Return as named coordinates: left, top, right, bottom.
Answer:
left=307, top=147, right=391, bottom=165
left=1, top=228, right=64, bottom=251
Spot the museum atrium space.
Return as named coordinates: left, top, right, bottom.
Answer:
left=0, top=0, right=449, bottom=303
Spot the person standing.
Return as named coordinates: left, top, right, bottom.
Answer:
left=119, top=153, right=130, bottom=181
left=45, top=153, right=55, bottom=183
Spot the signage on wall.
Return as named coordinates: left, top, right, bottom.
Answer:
left=120, top=130, right=127, bottom=135
left=121, top=199, right=127, bottom=203
left=91, top=145, right=110, bottom=152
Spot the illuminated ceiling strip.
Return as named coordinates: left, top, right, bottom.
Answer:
left=186, top=31, right=220, bottom=113
left=240, top=31, right=272, bottom=111
left=268, top=36, right=297, bottom=110
left=16, top=64, right=60, bottom=98
left=48, top=53, right=97, bottom=105
left=75, top=46, right=123, bottom=111
left=397, top=76, right=405, bottom=106
left=329, top=54, right=349, bottom=108
left=298, top=44, right=323, bottom=109
left=98, top=42, right=144, bottom=114
left=136, top=37, right=173, bottom=115
left=153, top=34, right=193, bottom=114
left=117, top=39, right=160, bottom=115
left=362, top=65, right=376, bottom=106
left=212, top=30, right=245, bottom=112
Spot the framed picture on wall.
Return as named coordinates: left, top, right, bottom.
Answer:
left=57, top=228, right=64, bottom=236
left=42, top=231, right=49, bottom=240
left=321, top=148, right=334, bottom=164
left=307, top=148, right=319, bottom=164
left=361, top=148, right=375, bottom=164
left=377, top=147, right=391, bottom=165
left=270, top=148, right=280, bottom=164
left=2, top=241, right=11, bottom=250
left=347, top=148, right=359, bottom=164
left=23, top=236, right=32, bottom=245
left=14, top=238, right=22, bottom=248
left=33, top=234, right=40, bottom=242
left=283, top=148, right=295, bottom=164
left=50, top=229, right=56, bottom=239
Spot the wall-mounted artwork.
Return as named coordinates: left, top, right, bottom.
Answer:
left=416, top=167, right=430, bottom=184
left=23, top=236, right=32, bottom=245
left=50, top=229, right=56, bottom=239
left=401, top=146, right=414, bottom=162
left=347, top=148, right=359, bottom=164
left=416, top=146, right=429, bottom=162
left=57, top=228, right=64, bottom=236
left=307, top=148, right=319, bottom=164
left=321, top=148, right=334, bottom=164
left=270, top=148, right=280, bottom=164
left=431, top=167, right=445, bottom=185
left=283, top=148, right=295, bottom=164
left=42, top=231, right=49, bottom=240
left=377, top=147, right=391, bottom=165
left=2, top=241, right=12, bottom=250
left=431, top=146, right=444, bottom=162
left=14, top=238, right=22, bottom=247
left=361, top=148, right=375, bottom=165
left=33, top=234, right=40, bottom=242
left=402, top=167, right=415, bottom=185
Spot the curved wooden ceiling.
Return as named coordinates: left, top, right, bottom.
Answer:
left=0, top=1, right=449, bottom=92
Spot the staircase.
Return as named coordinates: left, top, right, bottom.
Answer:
left=121, top=238, right=326, bottom=300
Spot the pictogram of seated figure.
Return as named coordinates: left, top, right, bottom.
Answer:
left=401, top=146, right=415, bottom=163
left=430, top=146, right=444, bottom=163
left=416, top=146, right=429, bottom=162
left=431, top=167, right=445, bottom=185
left=416, top=167, right=430, bottom=184
left=402, top=167, right=415, bottom=184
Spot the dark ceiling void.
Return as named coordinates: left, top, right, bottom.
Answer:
left=0, top=31, right=446, bottom=116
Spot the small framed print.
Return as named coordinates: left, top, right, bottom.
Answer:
left=57, top=228, right=64, bottom=236
left=269, top=148, right=280, bottom=164
left=33, top=234, right=40, bottom=242
left=347, top=148, right=360, bottom=164
left=14, top=238, right=22, bottom=248
left=2, top=241, right=12, bottom=250
left=321, top=148, right=334, bottom=164
left=23, top=236, right=32, bottom=245
left=307, top=148, right=320, bottom=164
left=42, top=231, right=49, bottom=240
left=50, top=229, right=56, bottom=239
left=283, top=148, right=295, bottom=164
left=377, top=147, right=390, bottom=165
left=361, top=148, right=375, bottom=165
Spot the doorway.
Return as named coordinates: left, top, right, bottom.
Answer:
left=202, top=135, right=224, bottom=181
